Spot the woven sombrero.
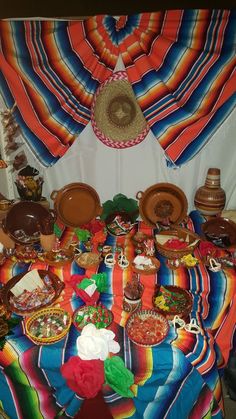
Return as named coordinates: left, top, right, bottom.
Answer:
left=91, top=71, right=149, bottom=149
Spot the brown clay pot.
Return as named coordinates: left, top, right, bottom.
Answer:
left=194, top=168, right=226, bottom=216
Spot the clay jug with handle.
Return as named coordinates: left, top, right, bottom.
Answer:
left=194, top=168, right=226, bottom=216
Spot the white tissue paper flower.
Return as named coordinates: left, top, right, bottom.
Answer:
left=76, top=323, right=120, bottom=361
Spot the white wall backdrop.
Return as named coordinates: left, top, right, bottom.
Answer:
left=41, top=109, right=236, bottom=212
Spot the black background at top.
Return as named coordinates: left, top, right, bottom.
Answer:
left=0, top=0, right=235, bottom=19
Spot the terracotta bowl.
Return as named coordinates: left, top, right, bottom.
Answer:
left=51, top=182, right=102, bottom=227
left=136, top=183, right=188, bottom=227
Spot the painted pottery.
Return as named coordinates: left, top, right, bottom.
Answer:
left=136, top=183, right=188, bottom=227
left=51, top=183, right=102, bottom=227
left=194, top=168, right=226, bottom=216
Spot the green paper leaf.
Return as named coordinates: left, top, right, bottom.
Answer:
left=91, top=273, right=108, bottom=293
left=104, top=356, right=134, bottom=398
left=54, top=224, right=62, bottom=238
left=75, top=228, right=91, bottom=242
left=101, top=195, right=139, bottom=221
left=100, top=201, right=116, bottom=221
left=77, top=278, right=93, bottom=290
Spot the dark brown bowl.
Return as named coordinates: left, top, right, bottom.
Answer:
left=3, top=201, right=56, bottom=244
left=153, top=285, right=193, bottom=320
left=201, top=217, right=236, bottom=248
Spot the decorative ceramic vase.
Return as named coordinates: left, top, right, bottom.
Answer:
left=194, top=168, right=226, bottom=216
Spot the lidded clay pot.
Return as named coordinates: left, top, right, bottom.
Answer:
left=194, top=168, right=226, bottom=216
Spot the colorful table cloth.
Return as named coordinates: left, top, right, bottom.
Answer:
left=0, top=210, right=236, bottom=418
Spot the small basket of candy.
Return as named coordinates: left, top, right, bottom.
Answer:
left=25, top=307, right=71, bottom=345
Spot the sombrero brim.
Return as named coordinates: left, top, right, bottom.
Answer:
left=91, top=71, right=149, bottom=149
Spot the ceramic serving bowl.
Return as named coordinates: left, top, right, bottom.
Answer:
left=136, top=183, right=188, bottom=227
left=51, top=183, right=102, bottom=228
left=153, top=285, right=193, bottom=320
left=1, top=270, right=64, bottom=316
left=201, top=217, right=236, bottom=248
left=155, top=227, right=200, bottom=259
left=73, top=305, right=113, bottom=331
left=2, top=201, right=56, bottom=244
left=105, top=211, right=136, bottom=236
left=125, top=309, right=169, bottom=347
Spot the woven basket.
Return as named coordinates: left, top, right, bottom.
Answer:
left=155, top=227, right=200, bottom=259
left=25, top=307, right=71, bottom=345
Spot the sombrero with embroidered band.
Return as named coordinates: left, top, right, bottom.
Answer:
left=91, top=71, right=149, bottom=149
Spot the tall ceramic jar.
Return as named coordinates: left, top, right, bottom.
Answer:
left=194, top=168, right=226, bottom=216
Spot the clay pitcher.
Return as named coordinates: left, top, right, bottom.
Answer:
left=194, top=168, right=226, bottom=216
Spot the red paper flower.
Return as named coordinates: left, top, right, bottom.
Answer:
left=66, top=274, right=87, bottom=286
left=92, top=230, right=107, bottom=245
left=166, top=239, right=188, bottom=249
left=199, top=241, right=220, bottom=257
left=82, top=220, right=105, bottom=234
left=61, top=356, right=104, bottom=398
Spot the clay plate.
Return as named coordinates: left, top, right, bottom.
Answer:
left=51, top=183, right=103, bottom=228
left=132, top=256, right=160, bottom=275
left=136, top=183, right=188, bottom=227
left=201, top=217, right=236, bottom=248
left=1, top=270, right=65, bottom=316
left=38, top=249, right=74, bottom=267
left=75, top=252, right=102, bottom=269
